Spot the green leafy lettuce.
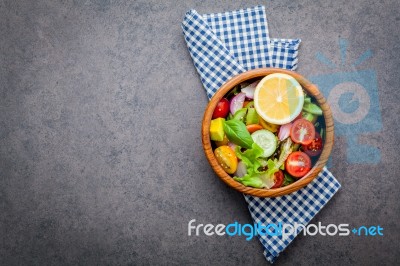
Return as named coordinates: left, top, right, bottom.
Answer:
left=233, top=143, right=277, bottom=188
left=233, top=138, right=295, bottom=189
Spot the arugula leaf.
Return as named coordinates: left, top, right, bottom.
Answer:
left=225, top=85, right=241, bottom=99
left=283, top=173, right=296, bottom=186
left=223, top=120, right=254, bottom=149
left=277, top=138, right=293, bottom=166
left=263, top=138, right=293, bottom=178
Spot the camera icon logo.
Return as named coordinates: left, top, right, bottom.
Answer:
left=308, top=39, right=382, bottom=164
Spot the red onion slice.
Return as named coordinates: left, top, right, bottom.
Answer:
left=227, top=142, right=237, bottom=151
left=241, top=81, right=259, bottom=99
left=278, top=123, right=292, bottom=141
left=234, top=161, right=247, bottom=177
left=230, top=93, right=246, bottom=114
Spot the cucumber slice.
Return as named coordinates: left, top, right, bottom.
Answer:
left=251, top=129, right=277, bottom=158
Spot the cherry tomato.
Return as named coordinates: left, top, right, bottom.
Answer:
left=212, top=98, right=230, bottom=119
left=271, top=170, right=284, bottom=189
left=302, top=132, right=323, bottom=157
left=294, top=112, right=303, bottom=121
left=246, top=124, right=263, bottom=133
left=215, top=135, right=229, bottom=147
left=214, top=146, right=238, bottom=174
left=285, top=151, right=312, bottom=178
left=290, top=118, right=315, bottom=145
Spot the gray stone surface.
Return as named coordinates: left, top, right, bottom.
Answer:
left=1, top=0, right=399, bottom=265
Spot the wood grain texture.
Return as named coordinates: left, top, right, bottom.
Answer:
left=201, top=68, right=334, bottom=197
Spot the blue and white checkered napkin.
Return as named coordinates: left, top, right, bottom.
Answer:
left=182, top=6, right=341, bottom=263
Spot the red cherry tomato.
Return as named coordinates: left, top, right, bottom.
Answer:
left=271, top=170, right=284, bottom=189
left=285, top=151, right=312, bottom=178
left=290, top=118, right=315, bottom=145
left=302, top=132, right=323, bottom=157
left=294, top=112, right=303, bottom=121
left=212, top=98, right=230, bottom=119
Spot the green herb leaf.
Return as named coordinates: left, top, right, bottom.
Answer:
left=223, top=120, right=254, bottom=149
left=283, top=173, right=296, bottom=186
left=225, top=85, right=241, bottom=99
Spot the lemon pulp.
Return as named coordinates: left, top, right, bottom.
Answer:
left=254, top=73, right=304, bottom=125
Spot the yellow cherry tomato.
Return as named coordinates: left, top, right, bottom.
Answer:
left=259, top=118, right=280, bottom=133
left=215, top=134, right=229, bottom=147
left=214, top=146, right=238, bottom=174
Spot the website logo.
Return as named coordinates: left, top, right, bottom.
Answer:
left=188, top=219, right=384, bottom=241
left=308, top=38, right=382, bottom=164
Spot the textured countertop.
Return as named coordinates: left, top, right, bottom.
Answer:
left=1, top=0, right=399, bottom=265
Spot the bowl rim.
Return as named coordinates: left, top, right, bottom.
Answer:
left=201, top=68, right=334, bottom=197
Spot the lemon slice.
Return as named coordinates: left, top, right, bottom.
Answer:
left=254, top=73, right=304, bottom=125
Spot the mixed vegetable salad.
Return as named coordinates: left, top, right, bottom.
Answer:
left=209, top=75, right=325, bottom=189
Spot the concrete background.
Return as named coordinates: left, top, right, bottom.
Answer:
left=1, top=0, right=399, bottom=265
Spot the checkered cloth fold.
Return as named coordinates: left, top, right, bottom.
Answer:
left=182, top=6, right=341, bottom=263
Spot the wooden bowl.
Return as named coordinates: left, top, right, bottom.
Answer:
left=201, top=68, right=334, bottom=197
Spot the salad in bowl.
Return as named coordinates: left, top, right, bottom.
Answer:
left=202, top=68, right=333, bottom=197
